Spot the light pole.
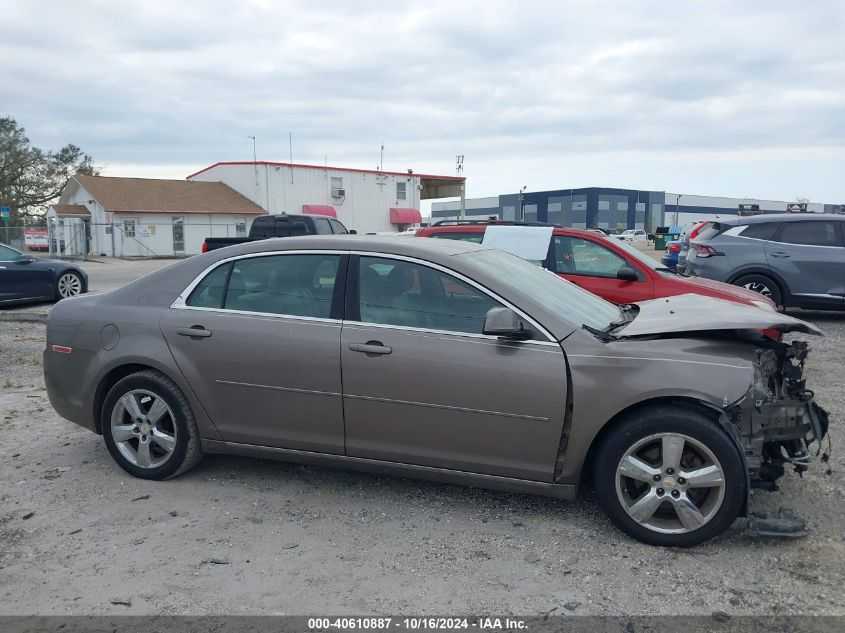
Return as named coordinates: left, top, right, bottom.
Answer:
left=673, top=194, right=682, bottom=226
left=518, top=185, right=527, bottom=221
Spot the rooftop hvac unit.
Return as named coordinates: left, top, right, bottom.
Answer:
left=332, top=188, right=345, bottom=198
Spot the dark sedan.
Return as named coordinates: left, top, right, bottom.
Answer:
left=0, top=243, right=88, bottom=306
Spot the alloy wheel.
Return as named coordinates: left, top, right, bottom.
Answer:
left=110, top=389, right=178, bottom=469
left=614, top=433, right=726, bottom=534
left=57, top=273, right=82, bottom=298
left=742, top=281, right=772, bottom=297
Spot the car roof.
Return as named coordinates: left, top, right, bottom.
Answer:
left=421, top=223, right=611, bottom=240
left=718, top=213, right=843, bottom=226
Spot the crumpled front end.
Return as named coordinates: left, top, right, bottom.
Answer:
left=726, top=339, right=830, bottom=487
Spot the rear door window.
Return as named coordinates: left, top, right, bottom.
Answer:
left=186, top=262, right=232, bottom=309
left=312, top=217, right=333, bottom=235
left=328, top=219, right=348, bottom=234
left=778, top=221, right=840, bottom=247
left=223, top=254, right=341, bottom=318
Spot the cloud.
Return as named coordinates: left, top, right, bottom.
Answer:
left=2, top=0, right=844, bottom=202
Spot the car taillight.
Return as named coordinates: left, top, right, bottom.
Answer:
left=693, top=243, right=717, bottom=257
left=689, top=221, right=708, bottom=240
left=201, top=241, right=208, bottom=253
left=668, top=244, right=680, bottom=252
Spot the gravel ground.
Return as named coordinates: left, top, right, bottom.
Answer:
left=0, top=312, right=843, bottom=617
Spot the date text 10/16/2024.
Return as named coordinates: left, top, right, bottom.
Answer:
left=308, top=618, right=528, bottom=631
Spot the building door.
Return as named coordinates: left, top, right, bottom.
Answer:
left=119, top=217, right=141, bottom=257
left=172, top=216, right=185, bottom=253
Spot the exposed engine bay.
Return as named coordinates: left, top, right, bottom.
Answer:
left=727, top=338, right=830, bottom=489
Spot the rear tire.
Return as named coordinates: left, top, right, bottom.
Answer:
left=732, top=274, right=782, bottom=307
left=593, top=406, right=746, bottom=547
left=101, top=370, right=203, bottom=480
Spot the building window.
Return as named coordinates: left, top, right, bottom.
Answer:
left=235, top=218, right=247, bottom=237
left=396, top=181, right=407, bottom=200
left=598, top=200, right=610, bottom=211
left=123, top=219, right=136, bottom=237
left=331, top=177, right=344, bottom=198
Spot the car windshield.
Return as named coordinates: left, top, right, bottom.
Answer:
left=457, top=248, right=624, bottom=331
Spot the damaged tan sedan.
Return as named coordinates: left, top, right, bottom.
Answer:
left=44, top=237, right=829, bottom=546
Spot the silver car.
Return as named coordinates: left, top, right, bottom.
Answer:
left=44, top=236, right=829, bottom=546
left=686, top=214, right=845, bottom=310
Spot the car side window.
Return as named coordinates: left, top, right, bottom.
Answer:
left=312, top=218, right=333, bottom=235
left=186, top=262, right=232, bottom=309
left=430, top=232, right=485, bottom=243
left=358, top=256, right=502, bottom=334
left=0, top=244, right=22, bottom=261
left=222, top=254, right=340, bottom=318
left=553, top=236, right=629, bottom=278
left=739, top=223, right=778, bottom=240
left=778, top=221, right=839, bottom=247
left=328, top=219, right=348, bottom=234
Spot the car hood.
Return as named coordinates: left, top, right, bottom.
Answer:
left=619, top=294, right=823, bottom=337
left=669, top=274, right=772, bottom=305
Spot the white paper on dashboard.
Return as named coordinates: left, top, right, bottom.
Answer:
left=481, top=225, right=554, bottom=260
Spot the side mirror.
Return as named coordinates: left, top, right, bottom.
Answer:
left=483, top=307, right=529, bottom=339
left=19, top=255, right=36, bottom=264
left=349, top=229, right=357, bottom=234
left=616, top=267, right=638, bottom=282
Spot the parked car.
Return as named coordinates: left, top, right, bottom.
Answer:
left=686, top=214, right=845, bottom=310
left=675, top=221, right=709, bottom=276
left=202, top=213, right=350, bottom=253
left=661, top=240, right=682, bottom=271
left=45, top=236, right=828, bottom=546
left=615, top=229, right=648, bottom=243
left=416, top=221, right=776, bottom=311
left=0, top=243, right=88, bottom=306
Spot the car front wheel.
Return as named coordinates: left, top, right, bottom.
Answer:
left=56, top=271, right=84, bottom=299
left=593, top=406, right=746, bottom=547
left=101, top=370, right=203, bottom=480
left=733, top=274, right=782, bottom=307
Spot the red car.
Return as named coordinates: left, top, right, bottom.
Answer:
left=416, top=221, right=777, bottom=311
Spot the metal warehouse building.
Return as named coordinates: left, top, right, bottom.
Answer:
left=431, top=187, right=842, bottom=231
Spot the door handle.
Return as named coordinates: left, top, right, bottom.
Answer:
left=349, top=342, right=392, bottom=355
left=770, top=252, right=791, bottom=258
left=176, top=326, right=212, bottom=338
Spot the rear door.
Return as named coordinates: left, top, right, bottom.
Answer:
left=766, top=220, right=845, bottom=307
left=340, top=254, right=568, bottom=481
left=162, top=251, right=347, bottom=452
left=550, top=235, right=654, bottom=304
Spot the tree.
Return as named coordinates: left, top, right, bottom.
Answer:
left=0, top=117, right=98, bottom=225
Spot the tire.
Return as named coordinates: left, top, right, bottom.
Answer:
left=592, top=406, right=746, bottom=547
left=55, top=270, right=84, bottom=300
left=101, top=370, right=203, bottom=480
left=732, top=274, right=782, bottom=307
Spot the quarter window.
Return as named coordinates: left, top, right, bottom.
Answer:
left=186, top=262, right=232, bottom=308
left=358, top=256, right=502, bottom=335
left=739, top=222, right=778, bottom=241
left=778, top=221, right=839, bottom=247
left=553, top=236, right=631, bottom=278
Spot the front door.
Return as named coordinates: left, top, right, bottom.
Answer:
left=341, top=255, right=569, bottom=482
left=550, top=235, right=653, bottom=304
left=0, top=244, right=52, bottom=302
left=161, top=251, right=346, bottom=452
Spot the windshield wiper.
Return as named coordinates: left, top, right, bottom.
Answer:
left=582, top=324, right=616, bottom=342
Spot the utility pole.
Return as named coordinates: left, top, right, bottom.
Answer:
left=248, top=135, right=258, bottom=196
left=518, top=186, right=527, bottom=221
left=674, top=194, right=682, bottom=226
left=456, top=155, right=465, bottom=219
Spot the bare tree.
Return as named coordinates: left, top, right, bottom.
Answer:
left=0, top=117, right=98, bottom=224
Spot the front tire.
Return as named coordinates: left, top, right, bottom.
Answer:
left=593, top=406, right=746, bottom=547
left=101, top=370, right=203, bottom=480
left=56, top=271, right=84, bottom=299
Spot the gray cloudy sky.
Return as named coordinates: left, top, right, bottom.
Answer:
left=4, top=0, right=844, bottom=205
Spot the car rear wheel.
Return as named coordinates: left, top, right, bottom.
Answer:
left=56, top=271, right=84, bottom=299
left=593, top=406, right=746, bottom=547
left=733, top=274, right=782, bottom=307
left=101, top=370, right=203, bottom=480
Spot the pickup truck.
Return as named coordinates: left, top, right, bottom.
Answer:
left=202, top=213, right=351, bottom=253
